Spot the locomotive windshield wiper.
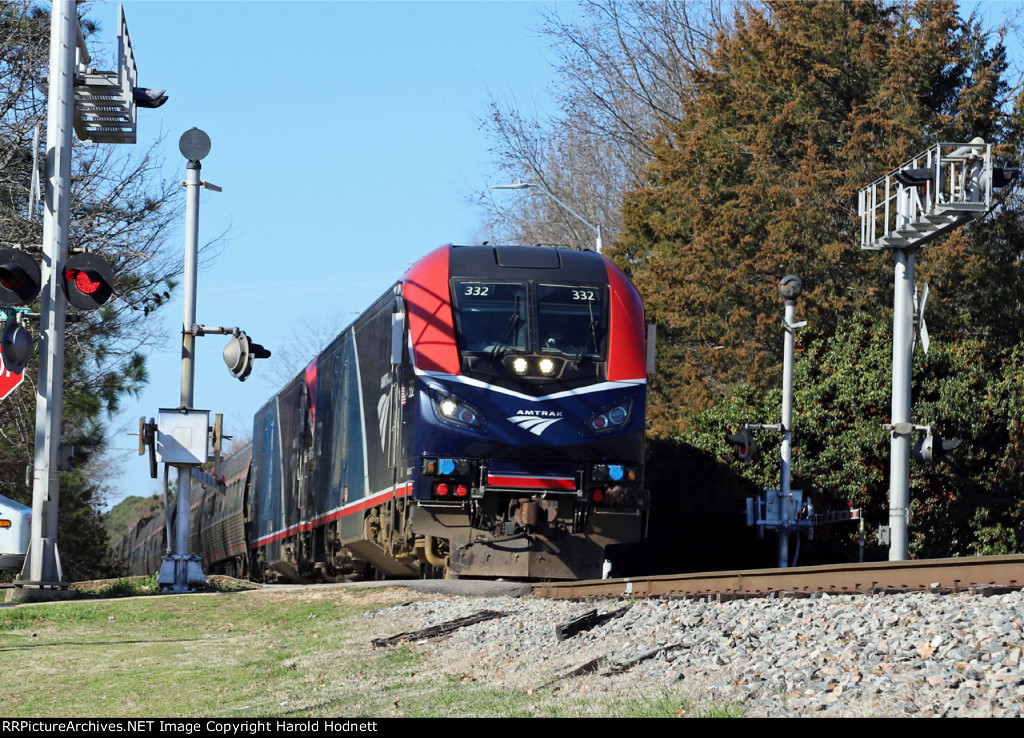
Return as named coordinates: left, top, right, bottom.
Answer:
left=489, top=294, right=523, bottom=361
left=573, top=299, right=603, bottom=367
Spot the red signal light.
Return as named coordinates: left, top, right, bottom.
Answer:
left=0, top=249, right=41, bottom=307
left=63, top=253, right=114, bottom=310
left=0, top=271, right=23, bottom=290
left=69, top=270, right=102, bottom=294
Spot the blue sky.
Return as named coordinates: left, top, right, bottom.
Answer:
left=85, top=0, right=570, bottom=506
left=85, top=0, right=1021, bottom=508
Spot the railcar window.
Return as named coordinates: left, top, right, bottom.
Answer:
left=537, top=284, right=608, bottom=360
left=451, top=280, right=528, bottom=354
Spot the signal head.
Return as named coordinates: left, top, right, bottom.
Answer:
left=64, top=252, right=114, bottom=310
left=726, top=427, right=759, bottom=465
left=223, top=331, right=271, bottom=381
left=990, top=166, right=1021, bottom=189
left=0, top=249, right=41, bottom=307
left=895, top=167, right=936, bottom=187
left=0, top=314, right=32, bottom=374
left=133, top=87, right=168, bottom=109
left=913, top=429, right=962, bottom=464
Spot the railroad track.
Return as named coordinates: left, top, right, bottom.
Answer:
left=531, top=554, right=1024, bottom=599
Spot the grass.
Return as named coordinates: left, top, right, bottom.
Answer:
left=0, top=585, right=745, bottom=718
left=67, top=574, right=258, bottom=599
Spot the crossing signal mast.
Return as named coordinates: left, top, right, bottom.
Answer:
left=734, top=276, right=862, bottom=567
left=138, top=129, right=271, bottom=595
left=17, top=3, right=165, bottom=591
left=859, top=138, right=1018, bottom=561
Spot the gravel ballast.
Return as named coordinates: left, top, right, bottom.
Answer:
left=368, top=588, right=1024, bottom=717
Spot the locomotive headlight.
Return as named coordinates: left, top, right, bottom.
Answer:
left=538, top=358, right=556, bottom=375
left=429, top=384, right=485, bottom=430
left=512, top=356, right=529, bottom=375
left=585, top=400, right=633, bottom=434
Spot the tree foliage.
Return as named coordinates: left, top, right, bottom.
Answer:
left=683, top=312, right=1024, bottom=561
left=481, top=0, right=727, bottom=250
left=615, top=0, right=1024, bottom=435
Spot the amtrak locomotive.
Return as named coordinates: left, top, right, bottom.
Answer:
left=118, top=244, right=650, bottom=581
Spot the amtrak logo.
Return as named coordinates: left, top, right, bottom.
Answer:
left=508, top=410, right=563, bottom=436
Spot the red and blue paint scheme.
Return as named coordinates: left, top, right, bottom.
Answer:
left=159, top=244, right=649, bottom=583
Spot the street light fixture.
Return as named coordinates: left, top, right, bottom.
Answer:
left=491, top=181, right=604, bottom=253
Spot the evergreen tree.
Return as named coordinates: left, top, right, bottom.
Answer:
left=615, top=0, right=1024, bottom=436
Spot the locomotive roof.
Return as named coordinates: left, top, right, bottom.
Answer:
left=446, top=244, right=609, bottom=283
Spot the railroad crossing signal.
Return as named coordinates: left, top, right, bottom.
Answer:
left=1, top=314, right=32, bottom=375
left=0, top=249, right=41, bottom=307
left=726, top=427, right=759, bottom=465
left=222, top=330, right=271, bottom=381
left=63, top=252, right=114, bottom=310
left=913, top=428, right=962, bottom=464
left=0, top=317, right=26, bottom=397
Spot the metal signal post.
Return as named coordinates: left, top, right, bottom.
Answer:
left=156, top=129, right=217, bottom=594
left=142, top=129, right=270, bottom=593
left=859, top=139, right=1018, bottom=560
left=741, top=277, right=810, bottom=567
left=16, top=2, right=164, bottom=591
left=743, top=276, right=861, bottom=566
left=18, top=1, right=78, bottom=588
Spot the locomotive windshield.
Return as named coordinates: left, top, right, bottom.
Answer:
left=536, top=283, right=607, bottom=360
left=450, top=280, right=528, bottom=353
left=451, top=279, right=608, bottom=361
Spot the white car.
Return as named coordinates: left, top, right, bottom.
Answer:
left=0, top=494, right=31, bottom=570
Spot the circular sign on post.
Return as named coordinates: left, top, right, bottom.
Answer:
left=179, top=128, right=211, bottom=162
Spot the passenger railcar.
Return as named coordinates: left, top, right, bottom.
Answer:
left=117, top=244, right=650, bottom=582
left=111, top=506, right=166, bottom=577
left=189, top=445, right=252, bottom=578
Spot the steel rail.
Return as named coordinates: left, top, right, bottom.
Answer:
left=532, top=554, right=1024, bottom=599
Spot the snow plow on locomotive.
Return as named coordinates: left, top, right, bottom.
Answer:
left=118, top=244, right=650, bottom=582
